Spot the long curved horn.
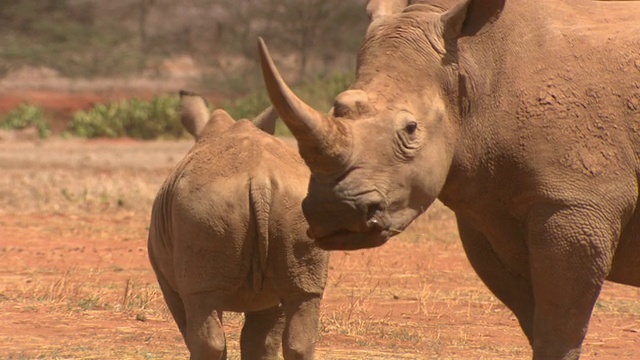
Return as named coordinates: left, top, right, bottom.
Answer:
left=257, top=37, right=351, bottom=173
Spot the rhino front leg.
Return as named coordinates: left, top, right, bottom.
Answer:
left=240, top=305, right=286, bottom=360
left=456, top=217, right=535, bottom=343
left=184, top=294, right=227, bottom=360
left=527, top=205, right=618, bottom=360
left=281, top=294, right=321, bottom=360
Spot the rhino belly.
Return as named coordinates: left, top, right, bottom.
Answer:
left=175, top=245, right=252, bottom=294
left=211, top=283, right=281, bottom=312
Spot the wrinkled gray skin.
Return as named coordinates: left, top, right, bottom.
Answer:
left=147, top=91, right=328, bottom=360
left=259, top=0, right=640, bottom=358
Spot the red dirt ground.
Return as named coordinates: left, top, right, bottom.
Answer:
left=0, top=92, right=639, bottom=359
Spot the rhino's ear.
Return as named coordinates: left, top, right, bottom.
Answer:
left=441, top=0, right=504, bottom=39
left=179, top=90, right=210, bottom=139
left=366, top=0, right=410, bottom=21
left=252, top=106, right=278, bottom=135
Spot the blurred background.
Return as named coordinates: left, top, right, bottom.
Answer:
left=0, top=0, right=370, bottom=138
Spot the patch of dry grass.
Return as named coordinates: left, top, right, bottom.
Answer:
left=4, top=266, right=166, bottom=318
left=0, top=139, right=191, bottom=215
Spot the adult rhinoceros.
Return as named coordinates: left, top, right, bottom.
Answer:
left=147, top=91, right=328, bottom=359
left=257, top=0, right=640, bottom=358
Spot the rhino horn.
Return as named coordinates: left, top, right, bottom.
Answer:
left=258, top=37, right=351, bottom=174
left=252, top=106, right=278, bottom=135
left=332, top=90, right=375, bottom=119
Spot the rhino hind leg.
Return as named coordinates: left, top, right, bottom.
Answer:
left=281, top=294, right=322, bottom=360
left=154, top=271, right=188, bottom=339
left=148, top=247, right=190, bottom=340
left=240, top=305, right=285, bottom=360
left=184, top=294, right=227, bottom=360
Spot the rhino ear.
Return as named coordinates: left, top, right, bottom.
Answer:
left=441, top=0, right=504, bottom=39
left=252, top=106, right=278, bottom=135
left=179, top=90, right=210, bottom=139
left=366, top=0, right=410, bottom=21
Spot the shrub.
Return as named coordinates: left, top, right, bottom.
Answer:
left=68, top=95, right=185, bottom=139
left=66, top=71, right=353, bottom=140
left=0, top=102, right=51, bottom=138
left=296, top=71, right=354, bottom=112
left=224, top=92, right=271, bottom=122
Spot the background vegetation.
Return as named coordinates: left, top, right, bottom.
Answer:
left=68, top=95, right=182, bottom=139
left=0, top=0, right=368, bottom=89
left=0, top=102, right=51, bottom=138
left=0, top=70, right=352, bottom=140
left=0, top=0, right=368, bottom=138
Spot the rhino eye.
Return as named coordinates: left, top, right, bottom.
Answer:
left=394, top=117, right=421, bottom=160
left=405, top=121, right=418, bottom=135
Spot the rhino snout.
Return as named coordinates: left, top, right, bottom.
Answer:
left=364, top=201, right=390, bottom=232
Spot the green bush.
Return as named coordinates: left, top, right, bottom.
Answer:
left=65, top=71, right=353, bottom=140
left=68, top=95, right=185, bottom=139
left=296, top=71, right=354, bottom=112
left=0, top=102, right=51, bottom=138
left=224, top=92, right=271, bottom=122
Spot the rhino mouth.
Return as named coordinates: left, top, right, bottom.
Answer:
left=309, top=226, right=400, bottom=251
left=307, top=209, right=399, bottom=250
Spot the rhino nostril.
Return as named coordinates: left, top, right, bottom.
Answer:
left=366, top=202, right=382, bottom=220
left=365, top=202, right=385, bottom=231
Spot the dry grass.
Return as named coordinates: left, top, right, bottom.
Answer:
left=0, top=139, right=190, bottom=215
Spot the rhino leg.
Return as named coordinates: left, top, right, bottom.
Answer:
left=456, top=218, right=535, bottom=342
left=184, top=294, right=227, bottom=360
left=240, top=305, right=285, bottom=360
left=281, top=294, right=321, bottom=360
left=148, top=248, right=188, bottom=340
left=155, top=271, right=188, bottom=340
left=527, top=206, right=616, bottom=360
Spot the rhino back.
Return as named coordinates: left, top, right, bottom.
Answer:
left=151, top=121, right=324, bottom=297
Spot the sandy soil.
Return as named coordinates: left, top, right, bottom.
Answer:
left=0, top=93, right=639, bottom=359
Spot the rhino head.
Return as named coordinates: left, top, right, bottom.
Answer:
left=259, top=0, right=503, bottom=251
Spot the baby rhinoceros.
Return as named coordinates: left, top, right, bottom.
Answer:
left=147, top=91, right=328, bottom=360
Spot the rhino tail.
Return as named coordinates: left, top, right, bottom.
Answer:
left=249, top=177, right=272, bottom=294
